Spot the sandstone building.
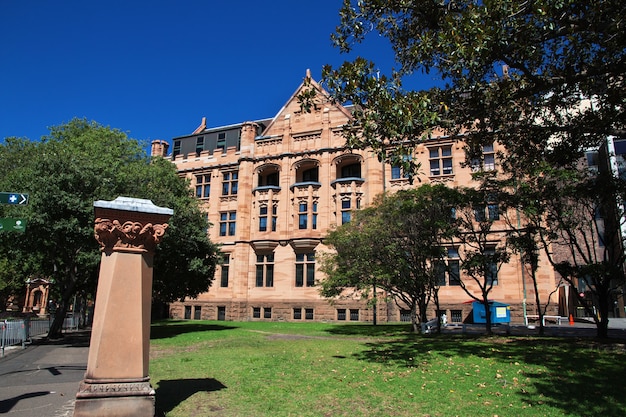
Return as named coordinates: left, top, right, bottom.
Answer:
left=152, top=71, right=559, bottom=324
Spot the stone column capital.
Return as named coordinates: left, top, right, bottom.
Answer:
left=93, top=197, right=173, bottom=254
left=94, top=218, right=168, bottom=253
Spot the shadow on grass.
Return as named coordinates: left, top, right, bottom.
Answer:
left=353, top=334, right=626, bottom=417
left=324, top=323, right=413, bottom=337
left=155, top=378, right=227, bottom=415
left=150, top=321, right=238, bottom=340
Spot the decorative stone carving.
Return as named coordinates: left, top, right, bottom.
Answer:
left=94, top=218, right=168, bottom=253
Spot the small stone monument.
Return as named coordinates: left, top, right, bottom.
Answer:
left=73, top=197, right=173, bottom=417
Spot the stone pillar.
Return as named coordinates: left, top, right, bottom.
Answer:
left=74, top=197, right=173, bottom=417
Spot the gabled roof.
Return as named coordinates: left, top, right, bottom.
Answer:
left=259, top=69, right=353, bottom=137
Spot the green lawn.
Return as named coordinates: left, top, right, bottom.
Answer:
left=149, top=320, right=626, bottom=417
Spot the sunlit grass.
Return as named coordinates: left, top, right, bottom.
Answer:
left=149, top=320, right=626, bottom=417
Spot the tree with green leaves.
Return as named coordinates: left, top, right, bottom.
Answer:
left=513, top=161, right=626, bottom=338
left=0, top=119, right=219, bottom=338
left=305, top=0, right=626, bottom=337
left=448, top=181, right=511, bottom=335
left=320, top=184, right=458, bottom=333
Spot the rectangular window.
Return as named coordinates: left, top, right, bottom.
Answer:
left=195, top=136, right=204, bottom=156
left=337, top=308, right=346, bottom=321
left=471, top=144, right=496, bottom=172
left=219, top=211, right=236, bottom=236
left=184, top=305, right=191, bottom=319
left=293, top=308, right=302, bottom=320
left=295, top=252, right=315, bottom=287
left=217, top=306, right=226, bottom=321
left=298, top=201, right=317, bottom=230
left=434, top=261, right=447, bottom=286
left=341, top=199, right=351, bottom=224
left=172, top=140, right=181, bottom=158
left=448, top=248, right=461, bottom=286
left=195, top=174, right=211, bottom=199
left=302, top=167, right=319, bottom=182
left=485, top=248, right=498, bottom=286
left=252, top=307, right=261, bottom=318
left=194, top=306, right=201, bottom=320
left=391, top=156, right=411, bottom=179
left=474, top=205, right=487, bottom=222
left=259, top=206, right=268, bottom=232
left=429, top=145, right=453, bottom=176
left=222, top=171, right=238, bottom=196
left=391, top=165, right=402, bottom=179
left=451, top=310, right=463, bottom=323
left=272, top=205, right=277, bottom=232
left=220, top=254, right=230, bottom=287
left=217, top=132, right=226, bottom=151
left=487, top=204, right=499, bottom=221
left=305, top=308, right=314, bottom=320
left=263, top=307, right=272, bottom=319
left=298, top=202, right=307, bottom=229
left=256, top=253, right=274, bottom=287
left=483, top=144, right=495, bottom=171
left=400, top=309, right=411, bottom=322
left=350, top=309, right=360, bottom=321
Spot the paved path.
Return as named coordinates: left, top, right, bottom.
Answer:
left=0, top=330, right=89, bottom=417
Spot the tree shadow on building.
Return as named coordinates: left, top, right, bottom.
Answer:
left=155, top=378, right=226, bottom=416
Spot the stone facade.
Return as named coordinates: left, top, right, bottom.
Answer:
left=156, top=71, right=560, bottom=325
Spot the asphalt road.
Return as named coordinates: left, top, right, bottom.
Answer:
left=0, top=330, right=90, bottom=417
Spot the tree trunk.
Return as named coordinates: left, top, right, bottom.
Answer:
left=596, top=289, right=611, bottom=339
left=484, top=298, right=493, bottom=335
left=47, top=274, right=78, bottom=339
left=411, top=305, right=420, bottom=333
left=531, top=267, right=545, bottom=336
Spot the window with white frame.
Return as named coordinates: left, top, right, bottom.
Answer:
left=471, top=144, right=496, bottom=172
left=429, top=145, right=453, bottom=176
left=391, top=155, right=411, bottom=179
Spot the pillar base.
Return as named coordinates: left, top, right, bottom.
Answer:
left=73, top=380, right=155, bottom=417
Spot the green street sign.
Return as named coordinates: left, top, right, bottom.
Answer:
left=0, top=218, right=27, bottom=233
left=0, top=192, right=29, bottom=205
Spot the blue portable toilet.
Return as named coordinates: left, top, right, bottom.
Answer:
left=472, top=301, right=510, bottom=324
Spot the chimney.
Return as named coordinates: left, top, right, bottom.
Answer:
left=150, top=139, right=169, bottom=157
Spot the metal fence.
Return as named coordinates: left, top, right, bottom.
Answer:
left=1, top=315, right=80, bottom=358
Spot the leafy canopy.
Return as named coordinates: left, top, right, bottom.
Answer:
left=0, top=119, right=218, bottom=324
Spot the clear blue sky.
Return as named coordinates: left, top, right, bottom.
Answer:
left=1, top=1, right=437, bottom=148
